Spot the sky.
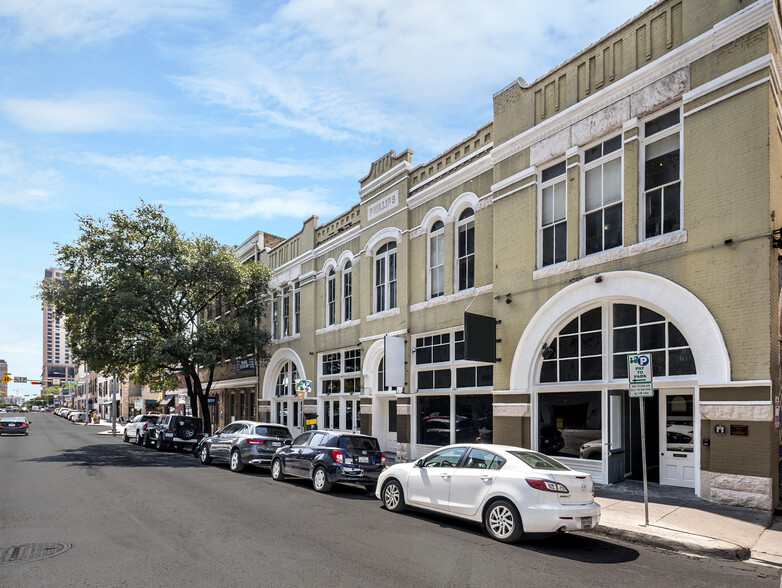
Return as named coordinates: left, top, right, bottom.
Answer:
left=0, top=0, right=653, bottom=400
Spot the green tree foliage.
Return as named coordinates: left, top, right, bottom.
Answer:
left=40, top=202, right=271, bottom=433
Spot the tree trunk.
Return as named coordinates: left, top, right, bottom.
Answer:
left=189, top=370, right=214, bottom=435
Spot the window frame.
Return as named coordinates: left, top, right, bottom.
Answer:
left=326, top=268, right=337, bottom=326
left=293, top=282, right=301, bottom=334
left=538, top=160, right=568, bottom=268
left=641, top=106, right=682, bottom=241
left=373, top=241, right=398, bottom=313
left=428, top=220, right=445, bottom=299
left=342, top=261, right=353, bottom=322
left=456, top=208, right=475, bottom=291
left=581, top=134, right=624, bottom=257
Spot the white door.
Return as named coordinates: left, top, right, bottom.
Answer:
left=406, top=446, right=468, bottom=510
left=659, top=390, right=695, bottom=488
left=275, top=398, right=303, bottom=437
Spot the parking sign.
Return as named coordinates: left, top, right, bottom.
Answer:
left=628, top=353, right=653, bottom=397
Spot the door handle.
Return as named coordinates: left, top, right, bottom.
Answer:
left=440, top=473, right=451, bottom=479
left=480, top=475, right=493, bottom=481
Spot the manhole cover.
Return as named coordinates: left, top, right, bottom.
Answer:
left=0, top=542, right=71, bottom=566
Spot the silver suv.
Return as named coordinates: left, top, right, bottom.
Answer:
left=198, top=421, right=292, bottom=472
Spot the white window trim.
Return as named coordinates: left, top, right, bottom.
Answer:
left=372, top=240, right=398, bottom=314
left=538, top=159, right=568, bottom=269
left=326, top=268, right=337, bottom=326
left=427, top=220, right=445, bottom=300
left=639, top=105, right=683, bottom=243
left=318, top=347, right=363, bottom=431
left=342, top=262, right=353, bottom=323
left=412, top=326, right=494, bottom=393
left=580, top=135, right=624, bottom=258
left=455, top=209, right=475, bottom=292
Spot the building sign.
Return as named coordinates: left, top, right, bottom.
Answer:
left=207, top=396, right=217, bottom=406
left=295, top=379, right=311, bottom=398
left=236, top=357, right=255, bottom=373
left=627, top=353, right=653, bottom=397
left=367, top=190, right=398, bottom=221
left=134, top=399, right=143, bottom=410
left=177, top=394, right=188, bottom=405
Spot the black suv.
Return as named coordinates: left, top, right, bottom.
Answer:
left=271, top=430, right=385, bottom=493
left=149, top=415, right=203, bottom=451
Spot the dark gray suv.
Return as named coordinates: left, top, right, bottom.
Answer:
left=149, top=415, right=203, bottom=451
left=198, top=421, right=292, bottom=472
left=270, top=430, right=385, bottom=492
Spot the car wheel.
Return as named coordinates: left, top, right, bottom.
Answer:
left=136, top=433, right=142, bottom=446
left=312, top=466, right=332, bottom=492
left=200, top=445, right=212, bottom=465
left=271, top=459, right=285, bottom=481
left=229, top=449, right=245, bottom=472
left=381, top=479, right=406, bottom=512
left=156, top=439, right=166, bottom=451
left=123, top=430, right=129, bottom=442
left=142, top=434, right=151, bottom=448
left=484, top=499, right=524, bottom=543
left=179, top=424, right=196, bottom=440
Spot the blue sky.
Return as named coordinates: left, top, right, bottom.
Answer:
left=0, top=0, right=652, bottom=399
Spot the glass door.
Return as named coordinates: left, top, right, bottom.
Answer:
left=607, top=390, right=627, bottom=483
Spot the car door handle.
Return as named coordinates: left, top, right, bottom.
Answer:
left=480, top=475, right=493, bottom=481
left=440, top=473, right=451, bottom=479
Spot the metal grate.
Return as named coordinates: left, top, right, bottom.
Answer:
left=0, top=542, right=71, bottom=566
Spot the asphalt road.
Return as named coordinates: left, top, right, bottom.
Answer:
left=0, top=414, right=779, bottom=588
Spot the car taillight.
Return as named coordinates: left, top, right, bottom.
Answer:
left=381, top=452, right=386, bottom=466
left=332, top=449, right=344, bottom=464
left=526, top=478, right=569, bottom=493
left=141, top=424, right=147, bottom=431
left=246, top=438, right=266, bottom=445
left=20, top=423, right=27, bottom=427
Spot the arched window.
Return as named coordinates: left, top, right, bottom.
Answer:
left=275, top=361, right=299, bottom=396
left=428, top=220, right=445, bottom=298
left=374, top=241, right=397, bottom=313
left=342, top=261, right=353, bottom=322
left=326, top=268, right=336, bottom=326
left=457, top=208, right=475, bottom=291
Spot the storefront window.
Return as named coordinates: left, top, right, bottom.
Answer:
left=538, top=391, right=601, bottom=458
left=418, top=396, right=450, bottom=446
left=417, top=394, right=492, bottom=446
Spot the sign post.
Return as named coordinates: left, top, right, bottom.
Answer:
left=628, top=352, right=653, bottom=527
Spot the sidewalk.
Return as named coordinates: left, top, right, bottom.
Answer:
left=593, top=480, right=782, bottom=569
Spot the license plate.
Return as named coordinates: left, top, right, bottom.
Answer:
left=358, top=456, right=369, bottom=463
left=272, top=442, right=281, bottom=447
left=581, top=517, right=592, bottom=529
left=8, top=424, right=16, bottom=427
left=165, top=433, right=173, bottom=438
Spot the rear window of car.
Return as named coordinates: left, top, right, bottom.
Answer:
left=142, top=416, right=158, bottom=423
left=254, top=426, right=290, bottom=438
left=508, top=451, right=571, bottom=471
left=338, top=436, right=380, bottom=451
left=1, top=417, right=25, bottom=423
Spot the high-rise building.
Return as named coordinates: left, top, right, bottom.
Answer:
left=0, top=358, right=8, bottom=395
left=42, top=268, right=75, bottom=386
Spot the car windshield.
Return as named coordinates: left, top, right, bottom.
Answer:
left=508, top=451, right=571, bottom=471
left=254, top=426, right=290, bottom=438
left=338, top=436, right=379, bottom=451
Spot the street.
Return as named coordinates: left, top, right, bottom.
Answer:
left=0, top=414, right=779, bottom=588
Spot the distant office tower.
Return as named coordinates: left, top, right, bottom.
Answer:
left=42, top=269, right=75, bottom=386
left=0, top=358, right=7, bottom=394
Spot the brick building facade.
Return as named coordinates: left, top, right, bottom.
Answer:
left=206, top=0, right=782, bottom=511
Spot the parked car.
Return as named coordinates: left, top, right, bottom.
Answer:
left=71, top=412, right=87, bottom=423
left=198, top=421, right=292, bottom=472
left=0, top=416, right=30, bottom=435
left=376, top=443, right=601, bottom=543
left=123, top=414, right=160, bottom=444
left=271, top=430, right=385, bottom=493
left=148, top=415, right=203, bottom=451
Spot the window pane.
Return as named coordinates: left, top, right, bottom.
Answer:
left=559, top=334, right=578, bottom=358
left=645, top=109, right=680, bottom=136
left=613, top=353, right=629, bottom=378
left=542, top=185, right=554, bottom=225
left=603, top=157, right=622, bottom=204
left=604, top=135, right=622, bottom=154
left=542, top=161, right=566, bottom=182
left=554, top=222, right=566, bottom=263
left=581, top=331, right=601, bottom=356
left=542, top=226, right=554, bottom=267
left=663, top=183, right=681, bottom=233
left=581, top=308, right=601, bottom=331
left=645, top=136, right=679, bottom=190
left=418, top=396, right=451, bottom=446
left=538, top=391, right=602, bottom=457
left=560, top=359, right=579, bottom=381
left=645, top=188, right=662, bottom=238
left=613, top=326, right=637, bottom=352
left=640, top=323, right=665, bottom=350
left=418, top=371, right=433, bottom=390
left=585, top=167, right=602, bottom=210
left=613, top=303, right=636, bottom=327
left=456, top=367, right=476, bottom=388
left=668, top=323, right=687, bottom=347
left=585, top=211, right=602, bottom=254
left=455, top=394, right=493, bottom=443
left=581, top=357, right=602, bottom=380
left=434, top=369, right=451, bottom=389
left=553, top=181, right=567, bottom=221
left=476, top=365, right=493, bottom=387
left=639, top=307, right=665, bottom=323
left=604, top=204, right=622, bottom=250
left=669, top=348, right=696, bottom=375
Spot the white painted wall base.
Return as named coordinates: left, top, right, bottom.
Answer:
left=700, top=471, right=774, bottom=511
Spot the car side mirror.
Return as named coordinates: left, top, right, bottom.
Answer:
left=414, top=459, right=423, bottom=468
left=284, top=439, right=292, bottom=446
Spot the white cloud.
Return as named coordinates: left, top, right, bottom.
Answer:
left=0, top=143, right=59, bottom=210
left=79, top=152, right=348, bottom=221
left=173, top=0, right=652, bottom=150
left=0, top=0, right=224, bottom=46
left=1, top=91, right=163, bottom=133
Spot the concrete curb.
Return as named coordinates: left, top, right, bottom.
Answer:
left=593, top=522, right=750, bottom=560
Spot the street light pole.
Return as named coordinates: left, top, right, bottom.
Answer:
left=111, top=374, right=117, bottom=436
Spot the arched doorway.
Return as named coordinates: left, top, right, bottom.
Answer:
left=263, top=349, right=306, bottom=437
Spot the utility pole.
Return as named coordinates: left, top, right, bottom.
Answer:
left=111, top=374, right=117, bottom=436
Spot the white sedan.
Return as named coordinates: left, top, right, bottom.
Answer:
left=376, top=443, right=600, bottom=543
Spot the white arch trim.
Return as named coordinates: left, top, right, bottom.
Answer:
left=510, top=271, right=731, bottom=390
left=262, top=347, right=306, bottom=400
left=420, top=206, right=448, bottom=231
left=362, top=338, right=386, bottom=395
left=320, top=257, right=338, bottom=276
left=365, top=226, right=402, bottom=255
left=446, top=192, right=479, bottom=223
left=337, top=250, right=356, bottom=269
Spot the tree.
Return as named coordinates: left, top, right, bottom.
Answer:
left=40, top=202, right=272, bottom=433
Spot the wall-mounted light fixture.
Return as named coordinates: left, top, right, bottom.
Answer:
left=505, top=293, right=512, bottom=304
left=595, top=275, right=602, bottom=283
left=541, top=343, right=555, bottom=359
